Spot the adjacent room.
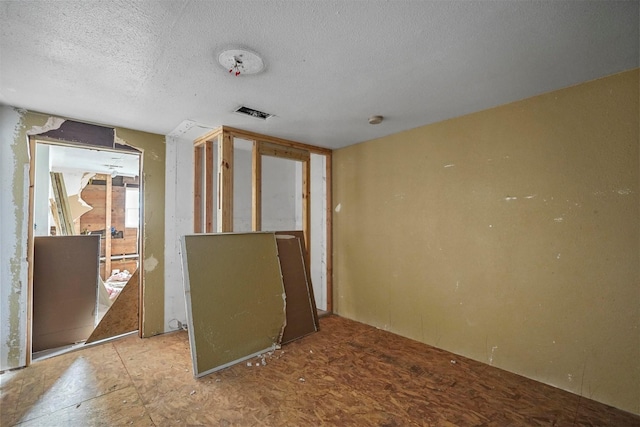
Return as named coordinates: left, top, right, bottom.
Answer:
left=1, top=1, right=638, bottom=425
left=30, top=141, right=142, bottom=359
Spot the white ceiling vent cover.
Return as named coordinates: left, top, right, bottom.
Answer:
left=235, top=106, right=273, bottom=120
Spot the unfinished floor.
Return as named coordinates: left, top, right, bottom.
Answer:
left=1, top=315, right=638, bottom=426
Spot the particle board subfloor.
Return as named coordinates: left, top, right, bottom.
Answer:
left=2, top=315, right=638, bottom=426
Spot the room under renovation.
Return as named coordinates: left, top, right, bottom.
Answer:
left=1, top=1, right=639, bottom=425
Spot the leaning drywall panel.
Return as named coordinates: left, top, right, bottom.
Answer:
left=276, top=234, right=318, bottom=344
left=33, top=235, right=100, bottom=352
left=181, top=232, right=286, bottom=377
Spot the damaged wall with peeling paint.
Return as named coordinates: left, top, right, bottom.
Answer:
left=0, top=106, right=29, bottom=370
left=332, top=69, right=639, bottom=414
left=0, top=108, right=165, bottom=370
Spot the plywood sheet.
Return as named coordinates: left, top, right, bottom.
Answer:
left=276, top=234, right=318, bottom=344
left=181, top=233, right=286, bottom=377
left=85, top=269, right=139, bottom=344
left=33, top=235, right=100, bottom=352
left=275, top=231, right=319, bottom=329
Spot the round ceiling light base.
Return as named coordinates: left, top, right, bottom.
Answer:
left=368, top=115, right=384, bottom=125
left=218, top=49, right=264, bottom=75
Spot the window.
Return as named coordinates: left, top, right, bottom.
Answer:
left=125, top=187, right=139, bottom=228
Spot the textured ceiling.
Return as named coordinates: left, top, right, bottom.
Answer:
left=49, top=144, right=140, bottom=177
left=1, top=1, right=638, bottom=149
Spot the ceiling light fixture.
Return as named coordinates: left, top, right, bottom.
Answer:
left=218, top=49, right=264, bottom=76
left=368, top=115, right=384, bottom=125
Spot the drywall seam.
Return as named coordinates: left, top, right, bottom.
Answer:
left=0, top=107, right=25, bottom=369
left=163, top=135, right=191, bottom=332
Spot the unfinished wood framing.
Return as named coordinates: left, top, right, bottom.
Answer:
left=104, top=175, right=112, bottom=277
left=194, top=126, right=331, bottom=155
left=193, top=126, right=333, bottom=312
left=252, top=141, right=262, bottom=231
left=302, top=159, right=311, bottom=259
left=259, top=141, right=310, bottom=162
left=217, top=134, right=233, bottom=232
left=80, top=177, right=139, bottom=280
left=26, top=137, right=37, bottom=366
left=193, top=145, right=203, bottom=233
left=205, top=141, right=214, bottom=233
left=325, top=153, right=333, bottom=312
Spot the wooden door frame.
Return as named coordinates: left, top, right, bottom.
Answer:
left=25, top=136, right=143, bottom=365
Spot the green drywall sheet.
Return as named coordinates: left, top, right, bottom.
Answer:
left=181, top=233, right=286, bottom=377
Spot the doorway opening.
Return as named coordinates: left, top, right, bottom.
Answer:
left=29, top=139, right=142, bottom=361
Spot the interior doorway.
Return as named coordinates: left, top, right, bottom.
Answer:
left=30, top=140, right=142, bottom=360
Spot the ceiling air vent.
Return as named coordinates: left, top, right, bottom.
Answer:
left=235, top=106, right=273, bottom=120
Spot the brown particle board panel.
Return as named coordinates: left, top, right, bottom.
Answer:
left=181, top=233, right=286, bottom=377
left=275, top=233, right=318, bottom=344
left=275, top=231, right=319, bottom=329
left=85, top=269, right=139, bottom=344
left=33, top=235, right=100, bottom=352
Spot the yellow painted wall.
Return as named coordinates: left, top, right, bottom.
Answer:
left=115, top=127, right=166, bottom=336
left=333, top=69, right=639, bottom=414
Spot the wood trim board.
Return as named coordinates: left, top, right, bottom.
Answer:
left=205, top=141, right=214, bottom=233
left=26, top=137, right=37, bottom=365
left=325, top=152, right=333, bottom=313
left=252, top=141, right=262, bottom=231
left=181, top=233, right=286, bottom=377
left=259, top=141, right=310, bottom=162
left=217, top=134, right=233, bottom=232
left=194, top=126, right=331, bottom=155
left=193, top=145, right=203, bottom=233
